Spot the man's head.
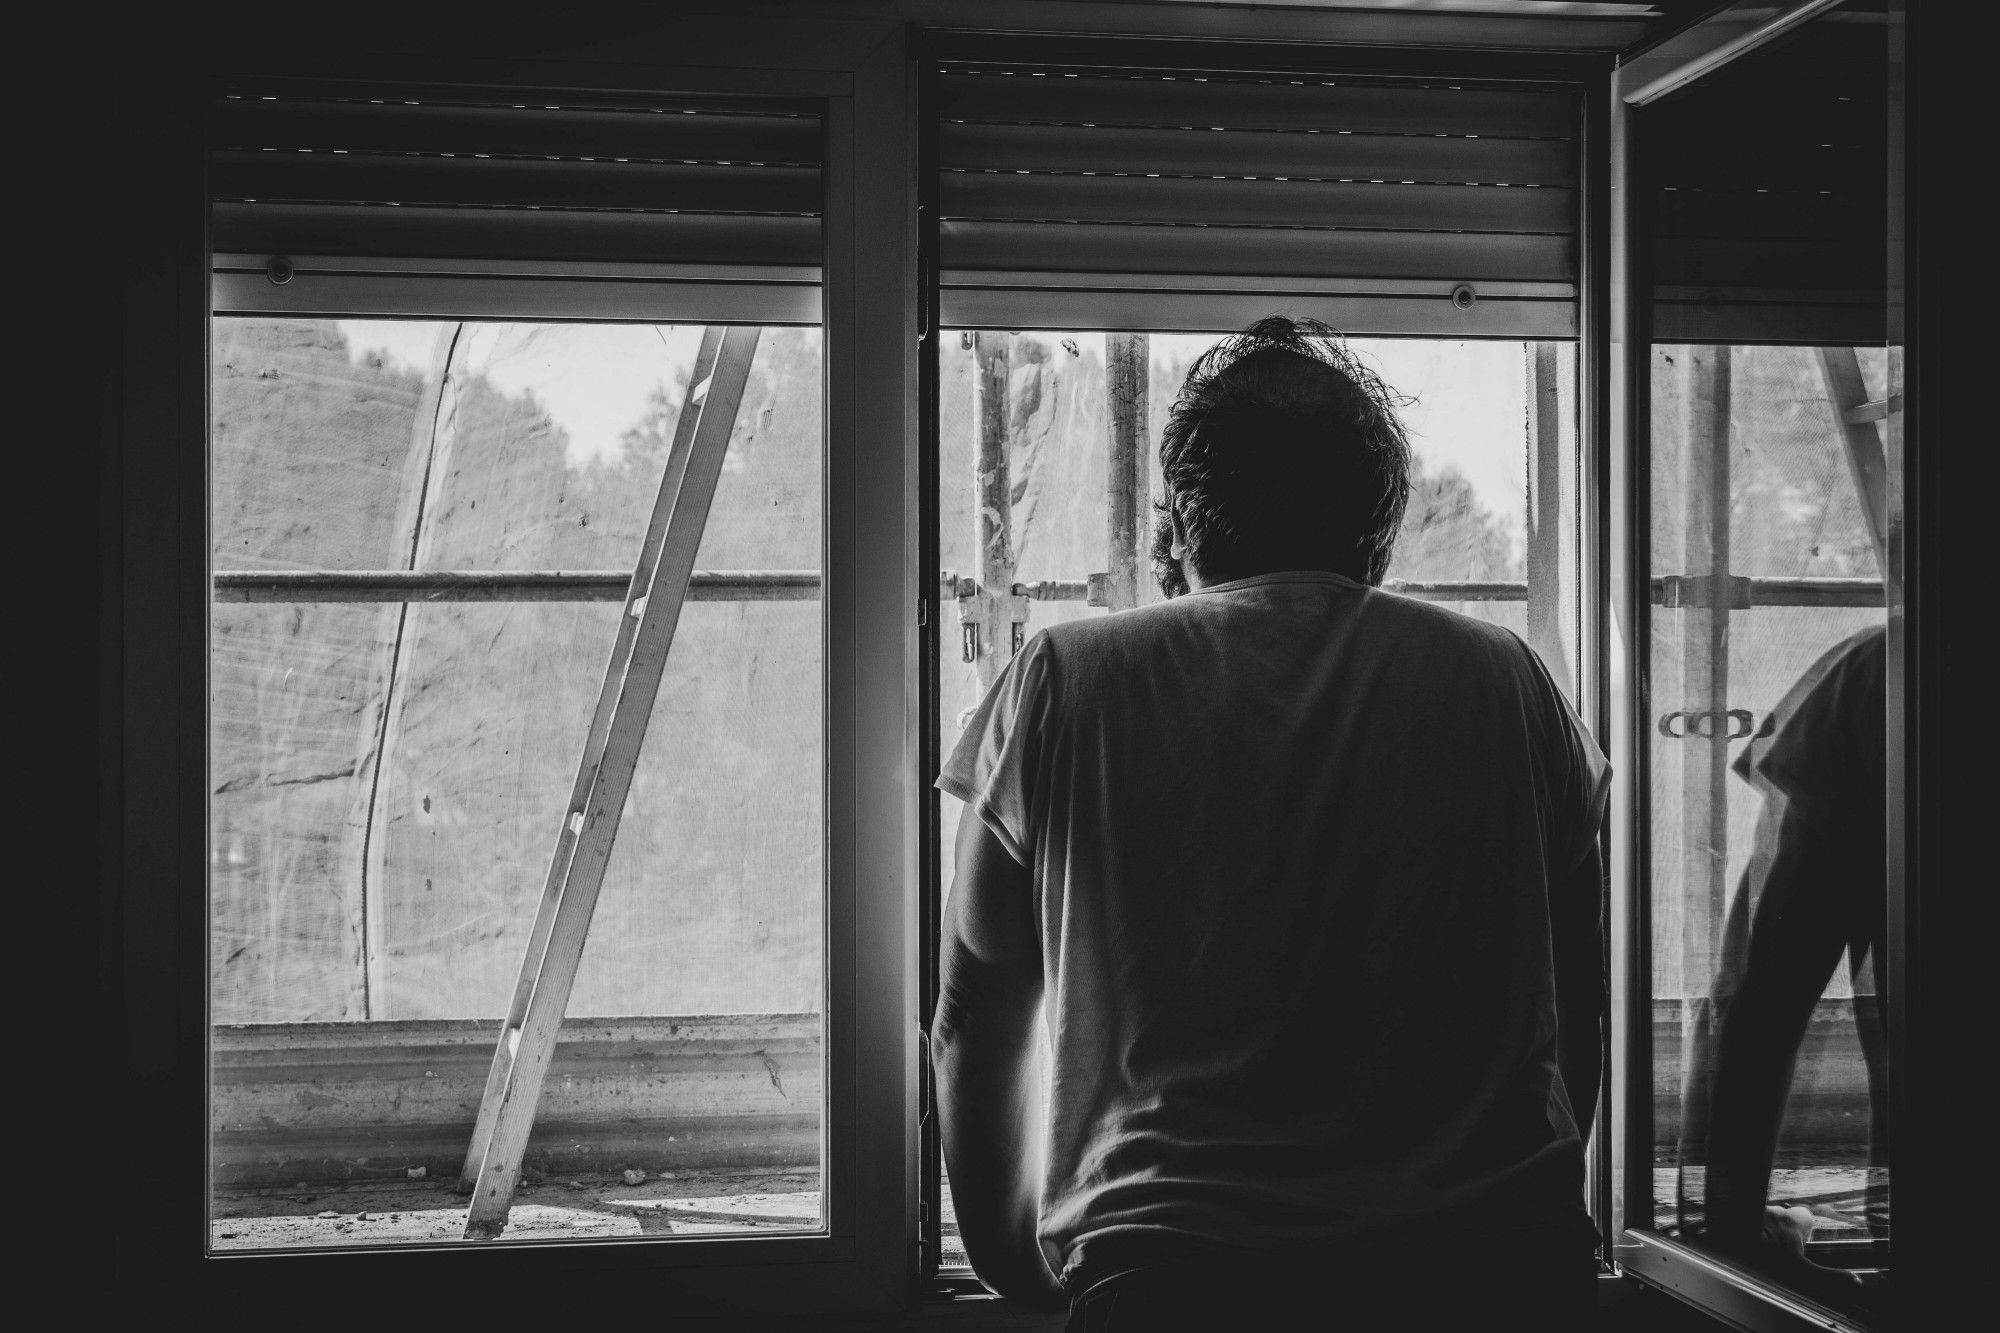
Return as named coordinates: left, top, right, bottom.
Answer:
left=1151, top=317, right=1412, bottom=597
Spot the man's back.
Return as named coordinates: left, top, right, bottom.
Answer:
left=940, top=569, right=1609, bottom=1289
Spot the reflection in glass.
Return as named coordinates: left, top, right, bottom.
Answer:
left=209, top=319, right=824, bottom=1249
left=1637, top=6, right=1893, bottom=1319
left=931, top=330, right=1582, bottom=1267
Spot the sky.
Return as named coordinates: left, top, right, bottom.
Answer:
left=338, top=321, right=1557, bottom=539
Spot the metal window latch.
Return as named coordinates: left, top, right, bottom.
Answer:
left=1654, top=574, right=1753, bottom=610
left=1658, top=709, right=1755, bottom=740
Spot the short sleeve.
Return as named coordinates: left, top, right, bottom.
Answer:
left=1522, top=644, right=1612, bottom=873
left=936, top=632, right=1059, bottom=868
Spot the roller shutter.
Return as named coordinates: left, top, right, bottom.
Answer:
left=211, top=83, right=821, bottom=270
left=936, top=63, right=1581, bottom=336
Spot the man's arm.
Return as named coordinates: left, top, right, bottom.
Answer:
left=1552, top=839, right=1606, bottom=1144
left=930, top=811, right=1065, bottom=1310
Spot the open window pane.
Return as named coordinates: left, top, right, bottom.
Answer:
left=1642, top=344, right=1891, bottom=1305
left=930, top=329, right=1581, bottom=1270
left=210, top=317, right=824, bottom=1250
left=1631, top=6, right=1893, bottom=1319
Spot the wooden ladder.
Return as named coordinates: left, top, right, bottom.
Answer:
left=457, top=325, right=763, bottom=1239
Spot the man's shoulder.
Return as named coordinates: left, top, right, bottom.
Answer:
left=1034, top=584, right=1534, bottom=666
left=1371, top=586, right=1529, bottom=644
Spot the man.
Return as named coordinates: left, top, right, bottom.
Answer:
left=932, top=318, right=1609, bottom=1330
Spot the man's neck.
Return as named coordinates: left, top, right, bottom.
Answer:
left=1184, top=565, right=1361, bottom=593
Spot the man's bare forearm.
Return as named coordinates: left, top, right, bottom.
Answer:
left=933, top=814, right=1066, bottom=1310
left=932, top=992, right=1063, bottom=1307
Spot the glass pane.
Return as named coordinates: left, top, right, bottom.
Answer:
left=211, top=318, right=824, bottom=1250
left=1637, top=8, right=1892, bottom=1320
left=932, top=328, right=1582, bottom=1269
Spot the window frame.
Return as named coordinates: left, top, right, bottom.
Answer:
left=120, top=34, right=925, bottom=1316
left=1604, top=5, right=1913, bottom=1331
left=913, top=30, right=1620, bottom=1290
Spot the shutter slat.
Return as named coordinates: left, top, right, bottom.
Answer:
left=940, top=71, right=1574, bottom=138
left=941, top=120, right=1575, bottom=186
left=942, top=220, right=1574, bottom=284
left=214, top=151, right=819, bottom=216
left=213, top=202, right=822, bottom=267
left=943, top=172, right=1569, bottom=234
left=1654, top=145, right=1876, bottom=193
left=212, top=98, right=819, bottom=164
left=1651, top=189, right=1882, bottom=243
left=1648, top=238, right=1884, bottom=289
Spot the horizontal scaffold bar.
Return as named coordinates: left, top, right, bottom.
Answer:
left=214, top=570, right=1888, bottom=609
left=214, top=570, right=821, bottom=602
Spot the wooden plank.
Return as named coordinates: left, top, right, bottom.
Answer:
left=213, top=1015, right=820, bottom=1187
left=213, top=151, right=819, bottom=216
left=208, top=998, right=1878, bottom=1190
left=460, top=327, right=763, bottom=1239
left=941, top=220, right=1575, bottom=283
left=1104, top=333, right=1150, bottom=612
left=939, top=71, right=1576, bottom=138
left=942, top=171, right=1572, bottom=234
left=940, top=120, right=1576, bottom=186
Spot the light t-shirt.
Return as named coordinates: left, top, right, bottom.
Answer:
left=936, top=570, right=1610, bottom=1290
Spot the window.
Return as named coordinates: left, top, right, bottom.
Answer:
left=922, top=58, right=1598, bottom=1280
left=210, top=317, right=826, bottom=1249
left=201, top=83, right=876, bottom=1262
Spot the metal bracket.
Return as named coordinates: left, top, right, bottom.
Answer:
left=1654, top=573, right=1753, bottom=610
left=1658, top=709, right=1756, bottom=740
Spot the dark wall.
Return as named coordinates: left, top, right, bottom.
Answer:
left=58, top=0, right=1988, bottom=1326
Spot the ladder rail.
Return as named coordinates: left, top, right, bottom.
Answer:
left=455, top=326, right=728, bottom=1195
left=459, top=326, right=762, bottom=1237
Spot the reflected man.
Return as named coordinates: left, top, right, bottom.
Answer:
left=1700, top=625, right=1887, bottom=1306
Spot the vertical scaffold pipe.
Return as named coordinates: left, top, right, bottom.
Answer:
left=973, top=332, right=1015, bottom=691
left=1524, top=342, right=1572, bottom=697
left=1673, top=342, right=1734, bottom=1232
left=1105, top=333, right=1151, bottom=612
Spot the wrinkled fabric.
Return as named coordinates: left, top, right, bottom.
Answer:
left=938, top=571, right=1609, bottom=1290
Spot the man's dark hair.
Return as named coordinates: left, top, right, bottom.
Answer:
left=1152, top=316, right=1413, bottom=595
